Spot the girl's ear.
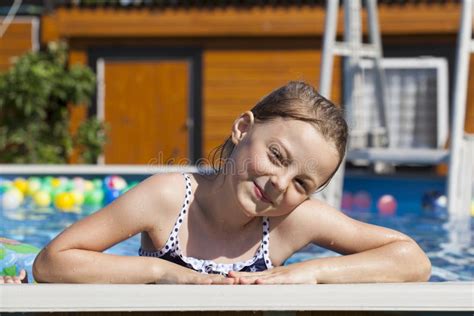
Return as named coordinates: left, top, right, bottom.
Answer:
left=231, top=111, right=255, bottom=145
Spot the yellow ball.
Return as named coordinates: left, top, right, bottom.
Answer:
left=13, top=178, right=28, bottom=195
left=51, top=178, right=62, bottom=188
left=470, top=200, right=474, bottom=217
left=54, top=192, right=75, bottom=211
left=70, top=190, right=84, bottom=206
left=33, top=190, right=51, bottom=207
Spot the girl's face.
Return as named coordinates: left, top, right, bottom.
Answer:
left=228, top=111, right=340, bottom=217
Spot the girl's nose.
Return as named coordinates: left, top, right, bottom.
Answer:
left=270, top=174, right=290, bottom=193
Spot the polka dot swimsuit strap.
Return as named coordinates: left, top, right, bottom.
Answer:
left=171, top=173, right=192, bottom=232
left=261, top=216, right=273, bottom=268
left=139, top=173, right=192, bottom=258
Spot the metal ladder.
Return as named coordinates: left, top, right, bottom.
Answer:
left=447, top=0, right=474, bottom=219
left=318, top=0, right=473, bottom=218
left=316, top=0, right=389, bottom=208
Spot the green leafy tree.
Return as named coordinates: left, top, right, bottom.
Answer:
left=0, top=42, right=106, bottom=164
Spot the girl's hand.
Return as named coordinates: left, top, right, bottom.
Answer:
left=0, top=269, right=28, bottom=284
left=154, top=262, right=236, bottom=285
left=228, top=262, right=318, bottom=285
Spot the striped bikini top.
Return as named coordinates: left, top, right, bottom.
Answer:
left=139, top=173, right=273, bottom=275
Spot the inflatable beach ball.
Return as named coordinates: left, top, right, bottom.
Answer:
left=104, top=176, right=127, bottom=191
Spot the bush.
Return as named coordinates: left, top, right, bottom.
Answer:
left=0, top=42, right=106, bottom=164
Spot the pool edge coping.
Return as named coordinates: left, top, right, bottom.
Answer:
left=1, top=282, right=473, bottom=312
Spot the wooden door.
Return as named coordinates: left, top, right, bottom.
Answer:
left=102, top=60, right=189, bottom=164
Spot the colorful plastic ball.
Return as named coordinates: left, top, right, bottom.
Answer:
left=377, top=195, right=397, bottom=215
left=43, top=176, right=53, bottom=185
left=105, top=176, right=127, bottom=191
left=13, top=178, right=28, bottom=195
left=64, top=181, right=75, bottom=191
left=353, top=191, right=372, bottom=210
left=33, top=190, right=51, bottom=207
left=1, top=188, right=23, bottom=210
left=69, top=190, right=85, bottom=206
left=471, top=200, right=474, bottom=217
left=27, top=177, right=42, bottom=196
left=72, top=177, right=86, bottom=192
left=433, top=195, right=447, bottom=209
left=84, top=180, right=94, bottom=192
left=54, top=192, right=75, bottom=211
left=104, top=189, right=121, bottom=205
left=341, top=192, right=353, bottom=211
left=58, top=176, right=70, bottom=187
left=0, top=180, right=12, bottom=195
left=92, top=179, right=102, bottom=189
left=84, top=189, right=104, bottom=206
left=40, top=181, right=52, bottom=192
left=50, top=178, right=62, bottom=188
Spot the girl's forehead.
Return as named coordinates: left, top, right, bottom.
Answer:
left=256, top=118, right=318, bottom=138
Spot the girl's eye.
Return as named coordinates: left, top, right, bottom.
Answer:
left=295, top=179, right=307, bottom=192
left=269, top=147, right=283, bottom=164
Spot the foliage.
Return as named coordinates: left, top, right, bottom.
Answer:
left=0, top=42, right=106, bottom=164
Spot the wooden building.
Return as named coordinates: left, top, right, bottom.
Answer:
left=0, top=16, right=39, bottom=72
left=2, top=1, right=473, bottom=164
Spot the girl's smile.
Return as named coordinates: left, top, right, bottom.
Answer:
left=253, top=181, right=272, bottom=205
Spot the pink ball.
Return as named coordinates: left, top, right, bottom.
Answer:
left=377, top=195, right=397, bottom=215
left=341, top=192, right=353, bottom=211
left=353, top=191, right=372, bottom=210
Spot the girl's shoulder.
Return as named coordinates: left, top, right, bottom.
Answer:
left=140, top=172, right=190, bottom=212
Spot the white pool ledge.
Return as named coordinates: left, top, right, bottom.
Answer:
left=1, top=282, right=473, bottom=312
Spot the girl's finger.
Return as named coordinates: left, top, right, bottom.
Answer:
left=5, top=276, right=14, bottom=284
left=238, top=276, right=260, bottom=285
left=18, top=269, right=26, bottom=280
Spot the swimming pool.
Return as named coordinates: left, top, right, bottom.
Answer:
left=0, top=166, right=472, bottom=283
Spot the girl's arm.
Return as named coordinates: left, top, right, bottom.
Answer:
left=33, top=173, right=233, bottom=284
left=302, top=199, right=432, bottom=283
left=230, top=199, right=431, bottom=284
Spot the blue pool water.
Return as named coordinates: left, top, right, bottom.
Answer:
left=1, top=172, right=472, bottom=282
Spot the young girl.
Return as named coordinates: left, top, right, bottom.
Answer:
left=32, top=81, right=431, bottom=284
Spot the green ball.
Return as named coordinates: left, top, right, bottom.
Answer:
left=64, top=181, right=75, bottom=191
left=0, top=182, right=12, bottom=194
left=43, top=176, right=54, bottom=185
left=40, top=182, right=52, bottom=192
left=92, top=179, right=103, bottom=189
left=85, top=189, right=104, bottom=205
